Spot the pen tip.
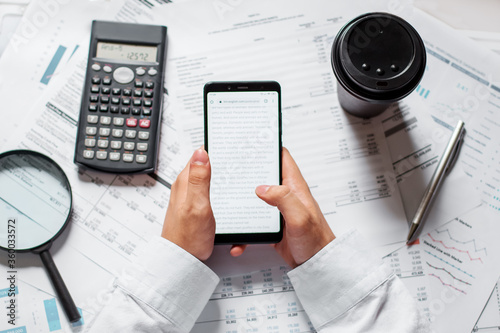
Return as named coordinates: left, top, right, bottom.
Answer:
left=406, top=224, right=418, bottom=245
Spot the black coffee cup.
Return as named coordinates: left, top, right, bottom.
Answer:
left=331, top=12, right=426, bottom=118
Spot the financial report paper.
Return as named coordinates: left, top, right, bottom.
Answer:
left=2, top=0, right=413, bottom=275
left=0, top=0, right=412, bottom=330
left=0, top=0, right=499, bottom=332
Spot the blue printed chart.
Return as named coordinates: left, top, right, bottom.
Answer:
left=413, top=26, right=500, bottom=214
left=0, top=281, right=85, bottom=333
left=415, top=84, right=431, bottom=99
left=39, top=44, right=80, bottom=86
left=40, top=45, right=67, bottom=86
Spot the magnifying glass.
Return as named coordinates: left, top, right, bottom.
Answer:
left=0, top=149, right=81, bottom=322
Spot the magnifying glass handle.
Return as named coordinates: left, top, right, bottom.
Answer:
left=39, top=250, right=81, bottom=323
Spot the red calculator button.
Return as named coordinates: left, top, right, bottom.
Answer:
left=139, top=119, right=151, bottom=128
left=126, top=118, right=138, bottom=127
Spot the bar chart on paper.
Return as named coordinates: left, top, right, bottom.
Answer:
left=40, top=45, right=67, bottom=85
left=0, top=281, right=85, bottom=332
left=40, top=44, right=79, bottom=85
left=415, top=84, right=431, bottom=99
left=31, top=20, right=80, bottom=88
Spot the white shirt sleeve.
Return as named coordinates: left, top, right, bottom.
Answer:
left=85, top=236, right=220, bottom=333
left=287, top=230, right=432, bottom=332
left=86, top=231, right=431, bottom=332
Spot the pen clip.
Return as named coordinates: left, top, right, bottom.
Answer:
left=445, top=127, right=466, bottom=175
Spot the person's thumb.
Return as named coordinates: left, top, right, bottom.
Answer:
left=186, top=148, right=211, bottom=200
left=255, top=185, right=308, bottom=228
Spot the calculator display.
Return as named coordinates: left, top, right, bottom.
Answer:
left=96, top=42, right=157, bottom=62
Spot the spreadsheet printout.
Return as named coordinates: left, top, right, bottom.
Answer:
left=0, top=1, right=499, bottom=332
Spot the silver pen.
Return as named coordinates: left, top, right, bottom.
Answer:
left=406, top=120, right=466, bottom=244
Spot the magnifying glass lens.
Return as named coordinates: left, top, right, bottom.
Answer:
left=0, top=150, right=80, bottom=322
left=0, top=153, right=71, bottom=250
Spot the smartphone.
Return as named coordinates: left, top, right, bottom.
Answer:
left=204, top=81, right=283, bottom=244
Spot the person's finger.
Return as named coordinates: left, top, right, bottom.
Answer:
left=185, top=148, right=211, bottom=203
left=255, top=185, right=309, bottom=230
left=174, top=146, right=206, bottom=192
left=230, top=244, right=247, bottom=257
left=171, top=152, right=192, bottom=190
left=168, top=161, right=190, bottom=209
left=281, top=147, right=313, bottom=201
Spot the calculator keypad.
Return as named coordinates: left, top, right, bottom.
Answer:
left=81, top=62, right=157, bottom=166
left=111, top=141, right=122, bottom=149
left=85, top=138, right=96, bottom=147
left=83, top=150, right=95, bottom=159
left=109, top=152, right=120, bottom=161
left=96, top=151, right=108, bottom=160
left=125, top=130, right=137, bottom=139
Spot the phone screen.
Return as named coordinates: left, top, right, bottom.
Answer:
left=206, top=88, right=281, bottom=236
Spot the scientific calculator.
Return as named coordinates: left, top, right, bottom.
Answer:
left=74, top=21, right=167, bottom=173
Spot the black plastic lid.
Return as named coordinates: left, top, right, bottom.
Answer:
left=332, top=12, right=426, bottom=102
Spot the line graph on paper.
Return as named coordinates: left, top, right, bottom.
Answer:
left=422, top=217, right=487, bottom=297
left=427, top=261, right=472, bottom=295
left=426, top=230, right=486, bottom=264
left=435, top=228, right=488, bottom=257
left=383, top=207, right=496, bottom=329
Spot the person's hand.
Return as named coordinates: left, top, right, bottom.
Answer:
left=231, top=147, right=335, bottom=268
left=161, top=148, right=215, bottom=261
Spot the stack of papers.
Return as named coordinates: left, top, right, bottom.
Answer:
left=0, top=0, right=499, bottom=332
